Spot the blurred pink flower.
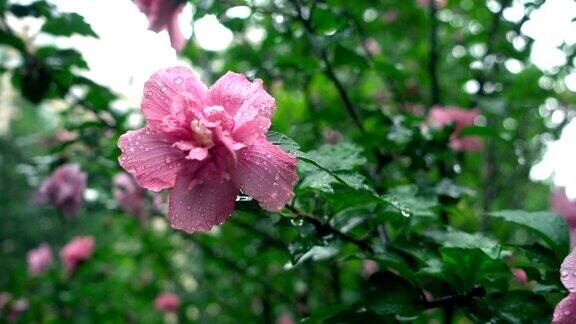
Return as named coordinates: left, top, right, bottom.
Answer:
left=27, top=243, right=53, bottom=276
left=276, top=313, right=295, bottom=324
left=416, top=0, right=447, bottom=8
left=362, top=260, right=379, bottom=278
left=382, top=10, right=398, bottom=23
left=553, top=249, right=576, bottom=323
left=117, top=67, right=298, bottom=233
left=0, top=292, right=10, bottom=312
left=8, top=298, right=28, bottom=322
left=405, top=104, right=425, bottom=116
left=113, top=173, right=147, bottom=221
left=552, top=187, right=576, bottom=228
left=7, top=297, right=30, bottom=323
left=134, top=0, right=186, bottom=52
left=35, top=164, right=87, bottom=217
left=512, top=268, right=527, bottom=284
left=154, top=293, right=180, bottom=313
left=364, top=38, right=381, bottom=56
left=551, top=187, right=576, bottom=246
left=60, top=236, right=94, bottom=274
left=427, top=106, right=483, bottom=152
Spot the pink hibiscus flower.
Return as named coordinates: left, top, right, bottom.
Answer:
left=134, top=0, right=187, bottom=52
left=553, top=249, right=576, bottom=323
left=60, top=236, right=94, bottom=274
left=154, top=293, right=180, bottom=313
left=35, top=164, right=87, bottom=217
left=27, top=243, right=53, bottom=276
left=117, top=67, right=298, bottom=233
left=427, top=106, right=483, bottom=152
left=113, top=173, right=147, bottom=221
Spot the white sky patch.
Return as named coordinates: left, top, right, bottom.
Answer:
left=521, top=0, right=576, bottom=72
left=531, top=120, right=576, bottom=196
left=193, top=15, right=233, bottom=52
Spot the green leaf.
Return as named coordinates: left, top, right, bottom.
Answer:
left=8, top=1, right=53, bottom=18
left=37, top=47, right=89, bottom=69
left=42, top=13, right=98, bottom=38
left=425, top=229, right=501, bottom=259
left=309, top=308, right=395, bottom=323
left=268, top=132, right=369, bottom=191
left=423, top=248, right=511, bottom=292
left=267, top=131, right=301, bottom=155
left=468, top=291, right=552, bottom=323
left=287, top=243, right=338, bottom=268
left=381, top=185, right=437, bottom=218
left=310, top=6, right=347, bottom=34
left=332, top=45, right=368, bottom=69
left=488, top=210, right=569, bottom=259
left=365, top=270, right=424, bottom=318
left=303, top=142, right=367, bottom=171
left=0, top=29, right=27, bottom=52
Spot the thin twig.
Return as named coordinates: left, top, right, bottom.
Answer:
left=424, top=287, right=486, bottom=309
left=288, top=0, right=365, bottom=132
left=346, top=11, right=406, bottom=108
left=285, top=205, right=374, bottom=253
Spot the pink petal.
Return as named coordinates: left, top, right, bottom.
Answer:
left=552, top=187, right=576, bottom=228
left=232, top=116, right=271, bottom=145
left=231, top=141, right=298, bottom=211
left=187, top=147, right=209, bottom=160
left=168, top=175, right=238, bottom=233
left=118, top=127, right=187, bottom=192
left=553, top=293, right=576, bottom=323
left=450, top=137, right=483, bottom=152
left=561, top=249, right=576, bottom=292
left=208, top=72, right=275, bottom=127
left=142, top=67, right=208, bottom=132
left=167, top=10, right=186, bottom=52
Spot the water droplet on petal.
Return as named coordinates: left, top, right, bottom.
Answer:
left=175, top=77, right=183, bottom=84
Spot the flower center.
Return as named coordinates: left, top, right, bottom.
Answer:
left=190, top=120, right=214, bottom=148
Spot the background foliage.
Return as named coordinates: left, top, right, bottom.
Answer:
left=1, top=0, right=575, bottom=322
